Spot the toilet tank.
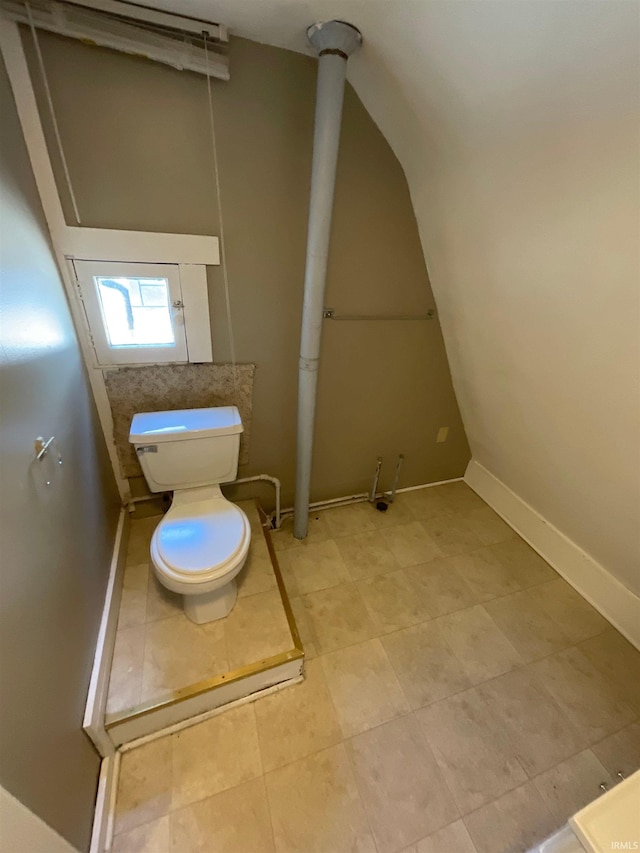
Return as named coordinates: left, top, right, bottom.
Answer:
left=129, top=406, right=243, bottom=492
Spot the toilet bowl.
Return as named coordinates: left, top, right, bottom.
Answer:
left=150, top=485, right=251, bottom=624
left=129, top=405, right=251, bottom=624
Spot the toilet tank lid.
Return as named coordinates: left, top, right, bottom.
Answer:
left=129, top=406, right=243, bottom=444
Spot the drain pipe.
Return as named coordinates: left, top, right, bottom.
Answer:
left=294, top=20, right=362, bottom=539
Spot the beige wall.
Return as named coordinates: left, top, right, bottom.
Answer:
left=173, top=0, right=638, bottom=593
left=0, top=785, right=77, bottom=853
left=24, top=31, right=469, bottom=506
left=343, top=1, right=640, bottom=594
left=0, top=57, right=120, bottom=851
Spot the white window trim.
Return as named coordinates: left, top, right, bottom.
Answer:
left=72, top=260, right=212, bottom=366
left=0, top=19, right=220, bottom=502
left=63, top=227, right=219, bottom=265
left=179, top=264, right=214, bottom=363
left=73, top=260, right=185, bottom=365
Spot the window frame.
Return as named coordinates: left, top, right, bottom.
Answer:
left=73, top=260, right=187, bottom=365
left=72, top=259, right=212, bottom=367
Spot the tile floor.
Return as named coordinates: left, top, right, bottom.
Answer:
left=111, top=482, right=640, bottom=853
left=106, top=500, right=295, bottom=720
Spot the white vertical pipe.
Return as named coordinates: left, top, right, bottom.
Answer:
left=294, top=22, right=361, bottom=539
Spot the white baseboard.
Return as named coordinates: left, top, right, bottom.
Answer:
left=465, top=459, right=640, bottom=650
left=84, top=509, right=130, bottom=757
left=89, top=753, right=120, bottom=853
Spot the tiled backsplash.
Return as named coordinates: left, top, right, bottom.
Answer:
left=104, top=363, right=255, bottom=479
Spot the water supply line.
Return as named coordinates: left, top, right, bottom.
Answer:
left=294, top=20, right=362, bottom=540
left=233, top=474, right=282, bottom=530
left=369, top=457, right=383, bottom=503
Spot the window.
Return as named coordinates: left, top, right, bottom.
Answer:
left=72, top=260, right=211, bottom=365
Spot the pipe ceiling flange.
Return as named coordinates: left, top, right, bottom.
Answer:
left=306, top=20, right=362, bottom=58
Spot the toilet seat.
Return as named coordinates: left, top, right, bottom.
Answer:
left=150, top=491, right=250, bottom=595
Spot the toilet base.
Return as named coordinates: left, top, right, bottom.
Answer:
left=183, top=579, right=238, bottom=624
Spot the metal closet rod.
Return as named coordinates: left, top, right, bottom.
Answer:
left=323, top=308, right=435, bottom=321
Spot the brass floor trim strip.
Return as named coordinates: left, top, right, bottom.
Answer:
left=258, top=502, right=304, bottom=654
left=105, top=500, right=304, bottom=730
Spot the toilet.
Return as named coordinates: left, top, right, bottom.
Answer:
left=129, top=406, right=251, bottom=624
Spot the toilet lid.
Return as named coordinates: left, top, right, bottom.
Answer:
left=154, top=499, right=248, bottom=577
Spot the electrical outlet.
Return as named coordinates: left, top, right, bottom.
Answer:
left=436, top=426, right=449, bottom=443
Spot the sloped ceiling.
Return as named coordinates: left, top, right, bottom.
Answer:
left=155, top=0, right=639, bottom=592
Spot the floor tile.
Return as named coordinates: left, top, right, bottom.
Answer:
left=146, top=571, right=181, bottom=623
left=225, top=589, right=293, bottom=670
left=287, top=539, right=351, bottom=594
left=382, top=621, right=470, bottom=709
left=579, top=628, right=640, bottom=715
left=488, top=538, right=557, bottom=588
left=289, top=596, right=317, bottom=658
left=591, top=722, right=640, bottom=780
left=484, top=588, right=572, bottom=662
left=450, top=549, right=522, bottom=601
left=533, top=749, right=614, bottom=826
left=235, top=499, right=264, bottom=528
left=107, top=625, right=145, bottom=716
left=460, top=507, right=514, bottom=547
left=357, top=569, right=432, bottom=633
left=525, top=578, right=608, bottom=643
left=347, top=715, right=459, bottom=853
left=271, top=513, right=332, bottom=551
left=118, top=563, right=149, bottom=629
left=437, top=482, right=486, bottom=513
left=420, top=515, right=483, bottom=557
left=416, top=689, right=527, bottom=814
left=404, top=558, right=478, bottom=618
left=414, top=820, right=477, bottom=853
left=477, top=667, right=586, bottom=776
left=463, top=782, right=557, bottom=853
left=381, top=522, right=441, bottom=568
left=276, top=551, right=299, bottom=598
left=369, top=497, right=416, bottom=528
left=171, top=704, right=262, bottom=810
left=435, top=605, right=522, bottom=684
left=319, top=502, right=376, bottom=538
left=237, top=535, right=278, bottom=598
left=265, top=744, right=375, bottom=853
left=110, top=489, right=636, bottom=853
left=170, top=777, right=274, bottom=853
left=302, top=511, right=334, bottom=541
left=401, top=487, right=452, bottom=520
left=113, top=815, right=170, bottom=853
left=255, top=659, right=342, bottom=772
left=126, top=516, right=160, bottom=566
left=530, top=647, right=636, bottom=743
left=140, top=614, right=228, bottom=704
left=321, top=639, right=409, bottom=738
left=115, top=738, right=172, bottom=835
left=302, top=583, right=378, bottom=654
left=335, top=531, right=400, bottom=580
